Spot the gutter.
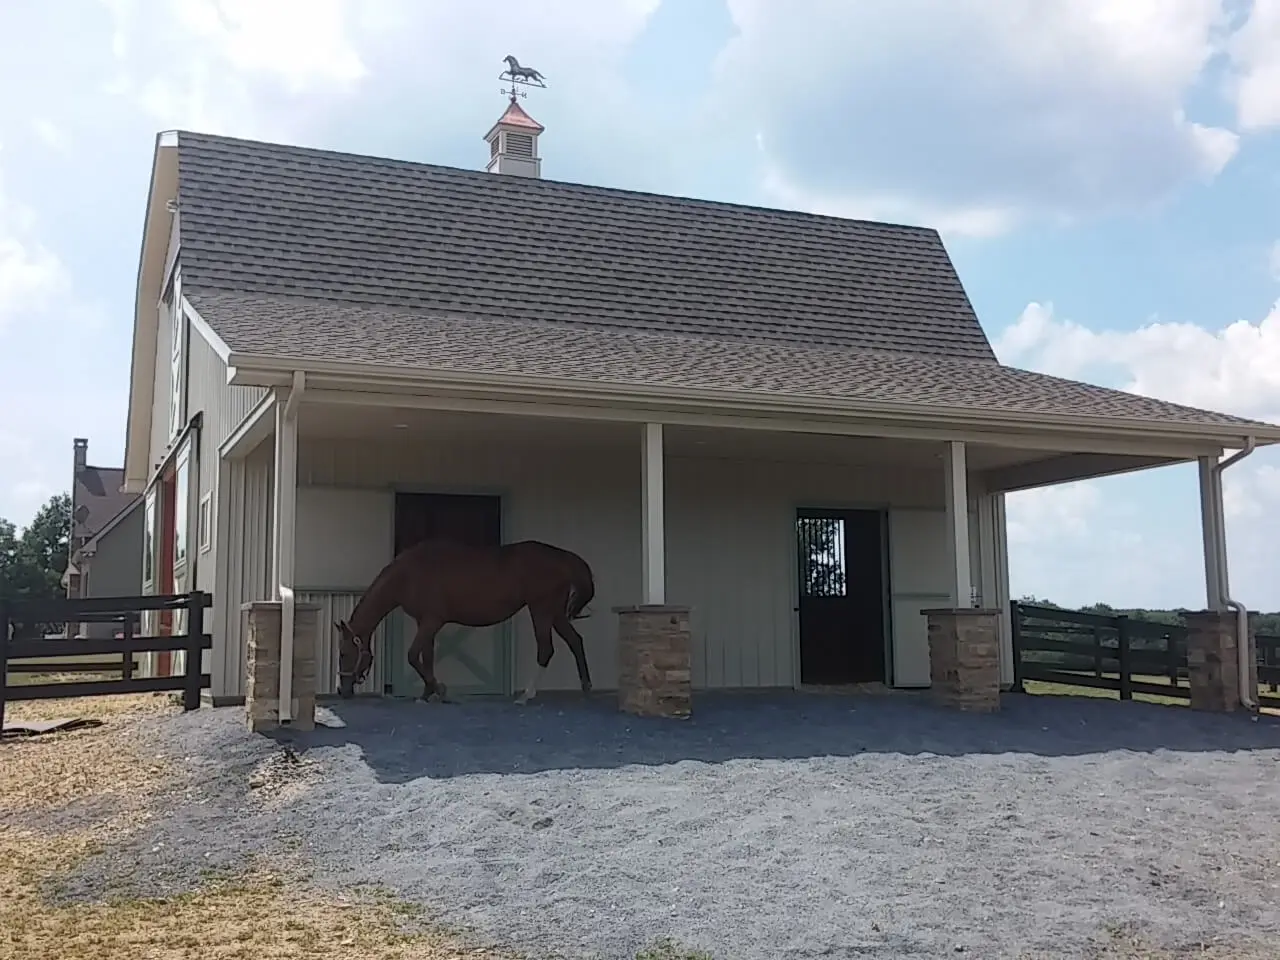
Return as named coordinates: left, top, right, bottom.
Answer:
left=277, top=370, right=305, bottom=724
left=1211, top=437, right=1257, bottom=711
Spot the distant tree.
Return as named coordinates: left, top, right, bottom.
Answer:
left=0, top=518, right=18, bottom=597
left=0, top=492, right=71, bottom=604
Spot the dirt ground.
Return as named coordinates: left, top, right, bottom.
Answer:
left=0, top=684, right=515, bottom=960
left=2, top=682, right=1278, bottom=959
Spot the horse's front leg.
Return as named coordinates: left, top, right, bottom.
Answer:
left=553, top=614, right=592, bottom=698
left=407, top=617, right=449, bottom=703
left=517, top=606, right=555, bottom=706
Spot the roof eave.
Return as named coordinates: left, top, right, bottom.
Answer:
left=121, top=130, right=180, bottom=495
left=225, top=351, right=1280, bottom=451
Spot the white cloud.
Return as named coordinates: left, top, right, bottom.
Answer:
left=30, top=119, right=68, bottom=152
left=995, top=299, right=1280, bottom=424
left=168, top=0, right=367, bottom=93
left=718, top=0, right=1240, bottom=234
left=1228, top=0, right=1280, bottom=131
left=998, top=298, right=1280, bottom=609
left=0, top=171, right=71, bottom=331
left=1006, top=482, right=1104, bottom=546
left=95, top=0, right=662, bottom=145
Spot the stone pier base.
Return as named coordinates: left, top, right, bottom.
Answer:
left=1184, top=610, right=1244, bottom=713
left=243, top=600, right=319, bottom=733
left=923, top=608, right=1003, bottom=712
left=615, top=605, right=692, bottom=719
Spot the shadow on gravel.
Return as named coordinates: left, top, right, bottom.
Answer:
left=262, top=690, right=1280, bottom=783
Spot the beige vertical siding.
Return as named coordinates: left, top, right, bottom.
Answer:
left=216, top=438, right=275, bottom=699
left=297, top=591, right=388, bottom=697
left=185, top=327, right=268, bottom=502
left=284, top=436, right=978, bottom=696
left=175, top=312, right=268, bottom=698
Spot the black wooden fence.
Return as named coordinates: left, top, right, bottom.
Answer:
left=0, top=591, right=212, bottom=731
left=1012, top=602, right=1280, bottom=709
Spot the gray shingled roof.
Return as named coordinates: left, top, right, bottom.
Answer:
left=174, top=131, right=996, bottom=361
left=172, top=130, right=1277, bottom=435
left=189, top=290, right=1273, bottom=432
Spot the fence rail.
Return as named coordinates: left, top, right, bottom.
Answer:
left=0, top=590, right=212, bottom=733
left=1012, top=602, right=1280, bottom=709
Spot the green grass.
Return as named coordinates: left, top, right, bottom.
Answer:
left=1022, top=671, right=1280, bottom=715
left=635, top=939, right=714, bottom=960
left=6, top=667, right=128, bottom=687
left=1021, top=672, right=1191, bottom=707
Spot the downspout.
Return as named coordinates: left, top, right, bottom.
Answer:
left=277, top=370, right=305, bottom=723
left=1211, top=437, right=1257, bottom=711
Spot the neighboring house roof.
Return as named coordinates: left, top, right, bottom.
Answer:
left=174, top=131, right=996, bottom=362
left=72, top=464, right=137, bottom=552
left=170, top=130, right=1278, bottom=438
left=79, top=494, right=143, bottom=555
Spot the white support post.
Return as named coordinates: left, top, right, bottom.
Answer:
left=1198, top=456, right=1223, bottom=611
left=272, top=373, right=304, bottom=722
left=641, top=422, right=665, bottom=606
left=943, top=440, right=972, bottom=608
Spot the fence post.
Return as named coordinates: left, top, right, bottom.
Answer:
left=1167, top=629, right=1180, bottom=686
left=1009, top=602, right=1025, bottom=693
left=0, top=600, right=9, bottom=732
left=121, top=612, right=135, bottom=683
left=1117, top=615, right=1132, bottom=701
left=183, top=591, right=205, bottom=711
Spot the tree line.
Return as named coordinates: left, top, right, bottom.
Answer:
left=1016, top=595, right=1280, bottom=636
left=0, top=492, right=71, bottom=605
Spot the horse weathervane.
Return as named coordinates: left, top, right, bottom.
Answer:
left=499, top=54, right=547, bottom=103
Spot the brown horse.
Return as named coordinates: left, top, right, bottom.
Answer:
left=335, top=538, right=595, bottom=705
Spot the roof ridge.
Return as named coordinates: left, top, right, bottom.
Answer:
left=173, top=129, right=943, bottom=236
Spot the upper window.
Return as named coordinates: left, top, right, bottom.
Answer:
left=173, top=445, right=190, bottom=570
left=142, top=488, right=157, bottom=588
left=166, top=280, right=185, bottom=441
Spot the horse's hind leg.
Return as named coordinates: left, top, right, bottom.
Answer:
left=552, top=614, right=592, bottom=698
left=407, top=616, right=449, bottom=703
left=516, top=606, right=555, bottom=706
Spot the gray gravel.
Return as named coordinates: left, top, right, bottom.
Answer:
left=43, top=691, right=1280, bottom=959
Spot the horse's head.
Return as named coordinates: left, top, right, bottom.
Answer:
left=335, top=618, right=372, bottom=698
left=503, top=54, right=518, bottom=70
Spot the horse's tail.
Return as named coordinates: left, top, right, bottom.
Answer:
left=565, top=556, right=595, bottom=621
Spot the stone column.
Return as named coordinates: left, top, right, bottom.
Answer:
left=243, top=600, right=319, bottom=732
left=1184, top=610, right=1241, bottom=713
left=923, top=608, right=1003, bottom=712
left=615, top=605, right=692, bottom=719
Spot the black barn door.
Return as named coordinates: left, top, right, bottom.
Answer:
left=796, top=507, right=887, bottom=685
left=393, top=492, right=501, bottom=554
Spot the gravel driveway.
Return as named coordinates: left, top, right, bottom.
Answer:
left=45, top=690, right=1280, bottom=959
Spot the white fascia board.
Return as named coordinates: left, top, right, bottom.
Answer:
left=182, top=296, right=234, bottom=364
left=223, top=352, right=1280, bottom=454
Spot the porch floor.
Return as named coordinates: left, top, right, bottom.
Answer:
left=51, top=692, right=1280, bottom=959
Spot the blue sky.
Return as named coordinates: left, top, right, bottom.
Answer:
left=1, top=0, right=1278, bottom=611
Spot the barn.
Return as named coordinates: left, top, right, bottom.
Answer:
left=118, top=97, right=1280, bottom=712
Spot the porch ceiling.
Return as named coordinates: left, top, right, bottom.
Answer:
left=294, top=402, right=1190, bottom=492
